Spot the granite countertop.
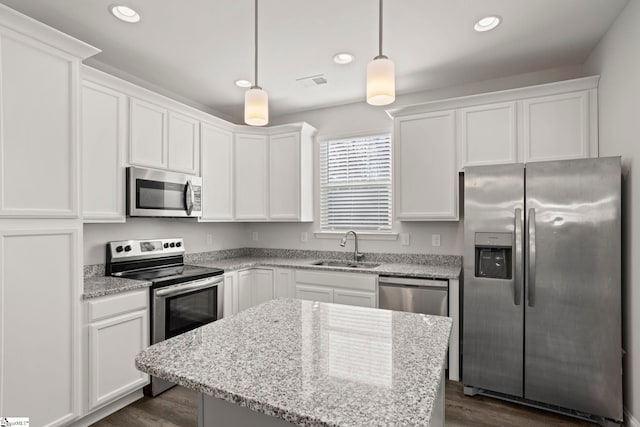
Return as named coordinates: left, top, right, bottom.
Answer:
left=194, top=256, right=461, bottom=280
left=135, top=298, right=452, bottom=427
left=83, top=276, right=152, bottom=299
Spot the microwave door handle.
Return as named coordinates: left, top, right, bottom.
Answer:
left=185, top=180, right=194, bottom=216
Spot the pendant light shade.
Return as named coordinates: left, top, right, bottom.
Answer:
left=244, top=0, right=268, bottom=126
left=367, top=56, right=395, bottom=105
left=244, top=86, right=269, bottom=126
left=367, top=0, right=395, bottom=106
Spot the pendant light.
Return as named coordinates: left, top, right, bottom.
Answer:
left=366, top=0, right=395, bottom=106
left=244, top=0, right=268, bottom=126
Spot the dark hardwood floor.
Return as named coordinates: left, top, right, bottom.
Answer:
left=92, top=381, right=593, bottom=426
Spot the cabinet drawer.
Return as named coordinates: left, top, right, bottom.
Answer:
left=87, top=289, right=148, bottom=322
left=295, top=270, right=376, bottom=292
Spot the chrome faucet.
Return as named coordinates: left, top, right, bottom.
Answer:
left=339, top=230, right=363, bottom=262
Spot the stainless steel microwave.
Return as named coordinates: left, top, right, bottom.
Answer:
left=126, top=166, right=202, bottom=217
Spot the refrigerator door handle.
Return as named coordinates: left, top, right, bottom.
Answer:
left=527, top=208, right=537, bottom=307
left=514, top=208, right=523, bottom=305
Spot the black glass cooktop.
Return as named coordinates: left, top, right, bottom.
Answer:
left=118, top=264, right=224, bottom=288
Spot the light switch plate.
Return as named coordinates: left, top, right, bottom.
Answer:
left=301, top=232, right=308, bottom=242
left=400, top=233, right=410, bottom=246
left=252, top=231, right=259, bottom=241
left=206, top=234, right=213, bottom=245
left=432, top=234, right=441, bottom=247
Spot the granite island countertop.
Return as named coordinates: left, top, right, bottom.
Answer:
left=135, top=298, right=452, bottom=427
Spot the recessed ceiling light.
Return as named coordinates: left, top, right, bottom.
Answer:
left=333, top=52, right=354, bottom=65
left=474, top=15, right=501, bottom=32
left=235, top=79, right=252, bottom=88
left=110, top=5, right=141, bottom=23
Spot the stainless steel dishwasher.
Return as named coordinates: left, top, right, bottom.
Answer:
left=378, top=276, right=448, bottom=316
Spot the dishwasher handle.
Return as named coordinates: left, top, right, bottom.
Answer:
left=378, top=276, right=448, bottom=289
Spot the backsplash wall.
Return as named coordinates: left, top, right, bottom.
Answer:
left=83, top=219, right=246, bottom=265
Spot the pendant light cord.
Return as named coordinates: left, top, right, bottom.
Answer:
left=254, top=0, right=259, bottom=88
left=378, top=0, right=383, bottom=57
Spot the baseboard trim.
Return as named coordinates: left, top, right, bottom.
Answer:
left=625, top=408, right=640, bottom=427
left=68, top=389, right=144, bottom=427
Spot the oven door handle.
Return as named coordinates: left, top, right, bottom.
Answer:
left=156, top=277, right=223, bottom=298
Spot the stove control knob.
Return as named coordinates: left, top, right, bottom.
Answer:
left=176, top=242, right=182, bottom=248
left=124, top=245, right=132, bottom=252
left=170, top=242, right=175, bottom=248
left=164, top=243, right=169, bottom=248
left=115, top=245, right=124, bottom=253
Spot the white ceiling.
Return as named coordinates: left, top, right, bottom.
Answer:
left=0, top=0, right=628, bottom=123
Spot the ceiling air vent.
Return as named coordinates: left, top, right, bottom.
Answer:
left=296, top=74, right=328, bottom=88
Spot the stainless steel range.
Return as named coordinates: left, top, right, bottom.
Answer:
left=106, top=237, right=224, bottom=396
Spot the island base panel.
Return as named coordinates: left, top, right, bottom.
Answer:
left=199, top=394, right=295, bottom=427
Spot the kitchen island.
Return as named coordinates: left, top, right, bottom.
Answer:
left=135, top=298, right=452, bottom=426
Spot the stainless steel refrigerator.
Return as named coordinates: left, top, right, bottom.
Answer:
left=462, top=157, right=622, bottom=423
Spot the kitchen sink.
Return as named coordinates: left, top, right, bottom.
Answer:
left=310, top=260, right=380, bottom=269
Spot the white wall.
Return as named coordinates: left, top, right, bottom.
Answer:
left=253, top=65, right=583, bottom=255
left=583, top=0, right=640, bottom=422
left=83, top=220, right=246, bottom=264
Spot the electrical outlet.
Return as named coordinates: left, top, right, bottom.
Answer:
left=206, top=234, right=213, bottom=245
left=252, top=231, right=259, bottom=241
left=301, top=232, right=308, bottom=242
left=400, top=233, right=410, bottom=246
left=432, top=234, right=441, bottom=247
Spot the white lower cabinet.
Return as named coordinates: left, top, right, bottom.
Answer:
left=273, top=268, right=296, bottom=298
left=85, top=290, right=149, bottom=412
left=296, top=284, right=334, bottom=303
left=223, top=271, right=239, bottom=317
left=238, top=269, right=274, bottom=311
left=0, top=225, right=82, bottom=427
left=295, top=270, right=377, bottom=308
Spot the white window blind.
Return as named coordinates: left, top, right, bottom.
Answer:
left=320, top=135, right=392, bottom=230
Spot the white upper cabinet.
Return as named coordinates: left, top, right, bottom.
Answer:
left=459, top=102, right=517, bottom=168
left=129, top=98, right=167, bottom=169
left=200, top=122, right=234, bottom=221
left=394, top=111, right=459, bottom=221
left=234, top=133, right=269, bottom=220
left=168, top=111, right=200, bottom=174
left=522, top=90, right=596, bottom=162
left=390, top=76, right=599, bottom=174
left=81, top=75, right=127, bottom=222
left=129, top=97, right=200, bottom=175
left=268, top=125, right=314, bottom=221
left=0, top=12, right=98, bottom=218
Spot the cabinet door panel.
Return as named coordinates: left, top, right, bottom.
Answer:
left=269, top=132, right=300, bottom=220
left=82, top=81, right=126, bottom=222
left=168, top=111, right=199, bottom=174
left=460, top=102, right=517, bottom=167
left=237, top=270, right=253, bottom=312
left=274, top=269, right=295, bottom=298
left=0, top=228, right=80, bottom=426
left=223, top=272, right=237, bottom=317
left=523, top=92, right=590, bottom=162
left=295, top=284, right=334, bottom=303
left=201, top=124, right=234, bottom=220
left=333, top=289, right=376, bottom=308
left=130, top=98, right=166, bottom=168
left=0, top=34, right=77, bottom=217
left=252, top=269, right=274, bottom=307
left=89, top=310, right=149, bottom=410
left=234, top=134, right=268, bottom=220
left=395, top=111, right=458, bottom=220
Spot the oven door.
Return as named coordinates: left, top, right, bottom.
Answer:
left=127, top=166, right=202, bottom=218
left=152, top=276, right=223, bottom=344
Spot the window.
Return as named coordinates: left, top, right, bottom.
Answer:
left=319, top=134, right=392, bottom=231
